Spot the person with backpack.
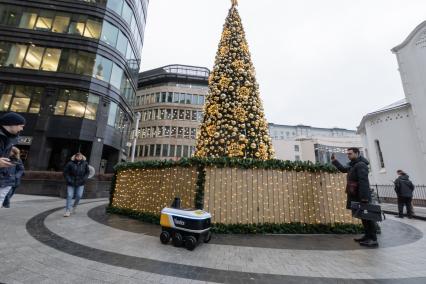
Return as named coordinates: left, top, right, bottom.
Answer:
left=63, top=152, right=90, bottom=217
left=2, top=147, right=24, bottom=208
left=394, top=170, right=415, bottom=218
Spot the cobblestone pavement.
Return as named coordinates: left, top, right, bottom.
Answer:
left=1, top=195, right=426, bottom=284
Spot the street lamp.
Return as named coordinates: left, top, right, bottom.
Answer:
left=131, top=112, right=141, bottom=162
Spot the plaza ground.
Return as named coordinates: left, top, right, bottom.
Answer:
left=1, top=195, right=425, bottom=284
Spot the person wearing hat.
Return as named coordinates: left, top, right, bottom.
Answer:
left=0, top=112, right=26, bottom=207
left=63, top=152, right=90, bottom=217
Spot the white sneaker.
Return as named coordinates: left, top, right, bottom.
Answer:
left=64, top=211, right=71, bottom=217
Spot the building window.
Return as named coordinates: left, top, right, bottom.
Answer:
left=183, top=145, right=189, bottom=157
left=176, top=145, right=182, bottom=157
left=294, top=145, right=299, bottom=152
left=169, top=145, right=175, bottom=157
left=155, top=144, right=161, bottom=157
left=52, top=14, right=70, bottom=33
left=54, top=89, right=99, bottom=120
left=0, top=41, right=134, bottom=100
left=295, top=155, right=300, bottom=161
left=162, top=144, right=169, bottom=157
left=0, top=84, right=43, bottom=113
left=375, top=140, right=385, bottom=168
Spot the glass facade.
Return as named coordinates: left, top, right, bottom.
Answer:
left=0, top=3, right=138, bottom=66
left=54, top=89, right=100, bottom=120
left=0, top=0, right=147, bottom=171
left=0, top=41, right=135, bottom=102
left=0, top=84, right=43, bottom=113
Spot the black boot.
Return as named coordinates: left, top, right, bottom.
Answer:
left=354, top=235, right=368, bottom=242
left=359, top=239, right=379, bottom=248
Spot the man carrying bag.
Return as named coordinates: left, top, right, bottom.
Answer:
left=331, top=148, right=379, bottom=248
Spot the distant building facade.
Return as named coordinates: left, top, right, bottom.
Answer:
left=134, top=65, right=209, bottom=161
left=269, top=123, right=362, bottom=164
left=358, top=21, right=426, bottom=185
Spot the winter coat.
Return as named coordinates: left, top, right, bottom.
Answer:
left=9, top=158, right=24, bottom=187
left=394, top=174, right=415, bottom=198
left=63, top=154, right=90, bottom=187
left=0, top=127, right=18, bottom=187
left=332, top=156, right=371, bottom=209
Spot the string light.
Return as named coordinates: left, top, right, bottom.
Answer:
left=112, top=167, right=360, bottom=226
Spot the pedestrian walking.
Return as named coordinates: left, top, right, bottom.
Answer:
left=0, top=112, right=26, bottom=207
left=394, top=170, right=415, bottom=218
left=2, top=147, right=24, bottom=208
left=331, top=148, right=378, bottom=248
left=63, top=152, right=90, bottom=217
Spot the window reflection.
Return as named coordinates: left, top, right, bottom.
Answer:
left=85, top=94, right=99, bottom=120
left=41, top=48, right=61, bottom=71
left=68, top=14, right=86, bottom=35
left=10, top=85, right=32, bottom=112
left=0, top=41, right=133, bottom=102
left=84, top=18, right=101, bottom=39
left=101, top=21, right=118, bottom=46
left=19, top=11, right=37, bottom=29
left=5, top=44, right=26, bottom=67
left=0, top=3, right=140, bottom=71
left=23, top=45, right=44, bottom=70
left=54, top=89, right=99, bottom=120
left=52, top=14, right=70, bottom=33
left=34, top=11, right=54, bottom=31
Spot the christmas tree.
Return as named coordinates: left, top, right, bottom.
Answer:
left=195, top=0, right=274, bottom=160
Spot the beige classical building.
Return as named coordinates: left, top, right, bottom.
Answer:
left=269, top=123, right=363, bottom=164
left=134, top=65, right=209, bottom=161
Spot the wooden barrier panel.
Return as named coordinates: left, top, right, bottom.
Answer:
left=202, top=167, right=357, bottom=225
left=112, top=166, right=358, bottom=225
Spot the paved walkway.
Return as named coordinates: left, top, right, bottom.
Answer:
left=381, top=203, right=426, bottom=220
left=1, top=195, right=426, bottom=283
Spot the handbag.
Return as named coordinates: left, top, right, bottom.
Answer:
left=351, top=201, right=385, bottom=222
left=346, top=181, right=359, bottom=196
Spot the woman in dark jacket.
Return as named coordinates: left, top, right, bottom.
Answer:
left=63, top=152, right=89, bottom=217
left=2, top=147, right=24, bottom=208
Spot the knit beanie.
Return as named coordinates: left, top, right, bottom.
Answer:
left=0, top=112, right=26, bottom=126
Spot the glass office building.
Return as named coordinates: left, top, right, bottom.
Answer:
left=0, top=0, right=148, bottom=172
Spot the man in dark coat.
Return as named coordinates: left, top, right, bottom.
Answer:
left=63, top=152, right=90, bottom=217
left=0, top=112, right=25, bottom=207
left=331, top=148, right=378, bottom=247
left=394, top=170, right=415, bottom=218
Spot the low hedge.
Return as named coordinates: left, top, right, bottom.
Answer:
left=106, top=206, right=365, bottom=234
left=114, top=157, right=339, bottom=173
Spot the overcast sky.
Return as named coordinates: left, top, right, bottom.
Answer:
left=140, top=0, right=426, bottom=130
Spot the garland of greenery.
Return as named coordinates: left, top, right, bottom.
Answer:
left=107, top=205, right=365, bottom=234
left=194, top=164, right=206, bottom=209
left=211, top=222, right=364, bottom=234
left=107, top=206, right=160, bottom=225
left=108, top=172, right=117, bottom=206
left=114, top=157, right=339, bottom=173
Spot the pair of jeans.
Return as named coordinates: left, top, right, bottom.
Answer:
left=0, top=186, right=12, bottom=207
left=2, top=186, right=16, bottom=208
left=398, top=197, right=414, bottom=217
left=66, top=185, right=84, bottom=211
left=362, top=219, right=377, bottom=241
